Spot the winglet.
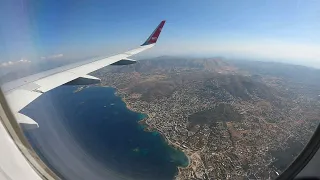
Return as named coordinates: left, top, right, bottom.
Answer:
left=142, top=20, right=166, bottom=46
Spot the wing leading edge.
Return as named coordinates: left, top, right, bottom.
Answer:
left=2, top=20, right=166, bottom=129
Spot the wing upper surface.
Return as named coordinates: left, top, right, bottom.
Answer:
left=2, top=21, right=165, bottom=128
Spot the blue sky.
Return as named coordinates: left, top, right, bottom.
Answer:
left=1, top=0, right=320, bottom=67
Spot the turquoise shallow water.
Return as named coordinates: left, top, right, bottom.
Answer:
left=23, top=86, right=188, bottom=180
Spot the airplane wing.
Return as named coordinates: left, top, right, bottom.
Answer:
left=1, top=20, right=166, bottom=129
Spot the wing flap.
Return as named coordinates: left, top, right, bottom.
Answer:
left=34, top=71, right=79, bottom=92
left=5, top=90, right=42, bottom=112
left=111, top=58, right=136, bottom=65
left=15, top=113, right=39, bottom=129
left=65, top=75, right=101, bottom=85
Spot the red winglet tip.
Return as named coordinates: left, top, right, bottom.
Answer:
left=142, top=20, right=166, bottom=46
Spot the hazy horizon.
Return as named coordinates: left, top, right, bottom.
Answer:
left=1, top=0, right=320, bottom=69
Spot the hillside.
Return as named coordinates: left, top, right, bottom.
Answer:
left=92, top=56, right=320, bottom=179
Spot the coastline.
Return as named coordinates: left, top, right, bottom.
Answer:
left=125, top=102, right=192, bottom=177
left=101, top=85, right=192, bottom=176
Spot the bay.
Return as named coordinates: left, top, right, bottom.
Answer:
left=22, top=86, right=188, bottom=180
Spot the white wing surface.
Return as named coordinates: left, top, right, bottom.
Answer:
left=1, top=20, right=166, bottom=129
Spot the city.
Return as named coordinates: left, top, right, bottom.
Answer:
left=92, top=57, right=320, bottom=179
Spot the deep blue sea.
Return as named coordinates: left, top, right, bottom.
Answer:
left=22, top=86, right=188, bottom=180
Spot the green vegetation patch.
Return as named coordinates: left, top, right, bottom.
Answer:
left=188, top=103, right=243, bottom=127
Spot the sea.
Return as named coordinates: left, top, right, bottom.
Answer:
left=22, top=86, right=188, bottom=180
